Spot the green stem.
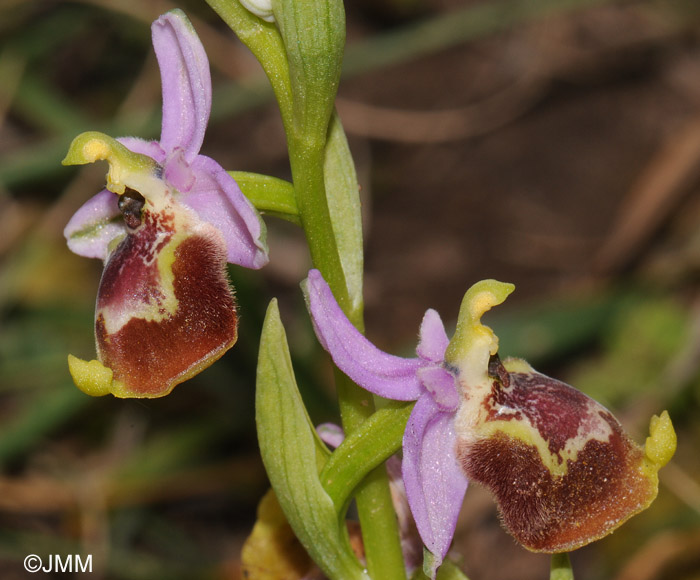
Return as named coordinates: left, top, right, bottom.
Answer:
left=550, top=553, right=574, bottom=580
left=321, top=397, right=412, bottom=513
left=333, top=373, right=408, bottom=580
left=288, top=127, right=407, bottom=578
left=288, top=136, right=351, bottom=313
left=206, top=2, right=407, bottom=578
left=282, top=45, right=407, bottom=580
left=204, top=0, right=294, bottom=127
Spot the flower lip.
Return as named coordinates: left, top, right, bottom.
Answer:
left=69, top=191, right=239, bottom=398
left=455, top=354, right=676, bottom=553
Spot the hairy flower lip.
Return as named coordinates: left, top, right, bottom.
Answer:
left=68, top=182, right=239, bottom=398
left=99, top=221, right=237, bottom=397
left=455, top=354, right=676, bottom=553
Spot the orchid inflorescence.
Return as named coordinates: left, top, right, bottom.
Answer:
left=62, top=4, right=676, bottom=580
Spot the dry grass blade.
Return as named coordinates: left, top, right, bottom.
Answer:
left=336, top=75, right=545, bottom=143
left=594, top=116, right=700, bottom=274
left=614, top=529, right=700, bottom=580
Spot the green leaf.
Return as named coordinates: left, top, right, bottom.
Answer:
left=15, top=71, right=89, bottom=134
left=320, top=400, right=413, bottom=513
left=229, top=171, right=299, bottom=224
left=256, top=299, right=369, bottom=580
left=488, top=291, right=621, bottom=366
left=324, top=112, right=364, bottom=315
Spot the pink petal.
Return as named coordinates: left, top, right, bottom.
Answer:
left=117, top=137, right=166, bottom=164
left=183, top=155, right=268, bottom=268
left=304, top=269, right=423, bottom=400
left=416, top=366, right=459, bottom=411
left=64, top=189, right=124, bottom=260
left=417, top=309, right=449, bottom=362
left=403, top=395, right=468, bottom=573
left=152, top=10, right=211, bottom=160
left=317, top=423, right=345, bottom=449
left=163, top=147, right=196, bottom=193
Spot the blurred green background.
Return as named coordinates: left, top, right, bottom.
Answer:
left=1, top=0, right=700, bottom=578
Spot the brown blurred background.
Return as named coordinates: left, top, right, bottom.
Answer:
left=1, top=0, right=700, bottom=578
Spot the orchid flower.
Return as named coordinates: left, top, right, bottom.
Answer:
left=304, top=269, right=676, bottom=577
left=62, top=10, right=268, bottom=398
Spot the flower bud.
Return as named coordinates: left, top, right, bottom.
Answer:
left=240, top=0, right=274, bottom=22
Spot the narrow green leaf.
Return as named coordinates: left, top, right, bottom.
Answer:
left=320, top=400, right=413, bottom=512
left=488, top=291, right=620, bottom=365
left=256, top=300, right=369, bottom=580
left=229, top=171, right=299, bottom=224
left=15, top=72, right=90, bottom=134
left=341, top=0, right=612, bottom=78
left=2, top=0, right=621, bottom=191
left=0, top=386, right=88, bottom=465
left=324, top=112, right=364, bottom=315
